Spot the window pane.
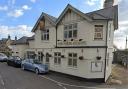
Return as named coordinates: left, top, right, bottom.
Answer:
left=54, top=53, right=57, bottom=56
left=69, top=25, right=72, bottom=29
left=68, top=58, right=72, bottom=66
left=69, top=30, right=72, bottom=38
left=54, top=57, right=57, bottom=64
left=47, top=34, right=49, bottom=40
left=73, top=30, right=77, bottom=38
left=64, top=31, right=68, bottom=39
left=64, top=26, right=68, bottom=30
left=58, top=53, right=61, bottom=56
left=44, top=34, right=47, bottom=40
left=73, top=59, right=77, bottom=67
left=97, top=33, right=102, bottom=38
left=73, top=53, right=77, bottom=57
left=69, top=53, right=72, bottom=57
left=58, top=58, right=61, bottom=64
left=46, top=57, right=49, bottom=62
left=73, top=23, right=77, bottom=28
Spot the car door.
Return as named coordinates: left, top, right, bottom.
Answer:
left=23, top=60, right=30, bottom=69
left=28, top=60, right=35, bottom=71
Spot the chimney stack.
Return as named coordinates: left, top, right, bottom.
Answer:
left=104, top=0, right=114, bottom=8
left=8, top=34, right=11, bottom=40
left=15, top=36, right=17, bottom=41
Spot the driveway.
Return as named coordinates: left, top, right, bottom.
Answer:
left=0, top=62, right=122, bottom=89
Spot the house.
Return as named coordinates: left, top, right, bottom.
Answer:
left=11, top=36, right=34, bottom=59
left=0, top=35, right=14, bottom=56
left=11, top=0, right=118, bottom=82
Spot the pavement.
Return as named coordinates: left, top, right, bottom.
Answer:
left=0, top=62, right=127, bottom=89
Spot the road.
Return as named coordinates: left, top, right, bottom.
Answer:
left=0, top=62, right=118, bottom=89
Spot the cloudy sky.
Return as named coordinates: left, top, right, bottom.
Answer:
left=0, top=0, right=125, bottom=49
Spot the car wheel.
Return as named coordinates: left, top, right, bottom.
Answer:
left=22, top=65, right=25, bottom=70
left=35, top=68, right=39, bottom=75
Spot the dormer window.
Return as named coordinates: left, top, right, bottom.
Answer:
left=41, top=29, right=49, bottom=40
left=64, top=23, right=77, bottom=39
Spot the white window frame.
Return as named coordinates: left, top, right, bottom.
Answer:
left=46, top=54, right=50, bottom=63
left=41, top=29, right=49, bottom=40
left=54, top=52, right=61, bottom=65
left=94, top=25, right=103, bottom=40
left=68, top=53, right=77, bottom=68
left=64, top=23, right=77, bottom=39
left=38, top=51, right=43, bottom=61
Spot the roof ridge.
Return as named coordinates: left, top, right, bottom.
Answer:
left=86, top=5, right=117, bottom=14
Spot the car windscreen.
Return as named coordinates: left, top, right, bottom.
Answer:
left=33, top=60, right=42, bottom=64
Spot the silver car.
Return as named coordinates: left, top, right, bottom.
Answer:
left=21, top=59, right=49, bottom=74
left=0, top=53, right=8, bottom=62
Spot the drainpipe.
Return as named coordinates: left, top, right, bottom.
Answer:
left=55, top=26, right=57, bottom=48
left=104, top=20, right=109, bottom=82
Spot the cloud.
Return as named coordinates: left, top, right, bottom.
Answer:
left=7, top=9, right=24, bottom=18
left=30, top=0, right=37, bottom=3
left=22, top=5, right=31, bottom=10
left=86, top=0, right=98, bottom=6
left=0, top=6, right=8, bottom=11
left=7, top=5, right=31, bottom=18
left=0, top=25, right=34, bottom=39
left=114, top=0, right=128, bottom=49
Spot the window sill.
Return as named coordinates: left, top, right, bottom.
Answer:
left=41, top=40, right=50, bottom=43
left=54, top=64, right=61, bottom=67
left=67, top=66, right=78, bottom=70
left=93, top=39, right=104, bottom=41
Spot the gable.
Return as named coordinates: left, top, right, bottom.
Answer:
left=45, top=18, right=53, bottom=27
left=56, top=4, right=92, bottom=25
left=32, top=12, right=56, bottom=32
left=60, top=9, right=84, bottom=24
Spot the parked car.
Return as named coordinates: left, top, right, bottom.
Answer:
left=21, top=59, right=49, bottom=74
left=0, top=53, right=8, bottom=62
left=7, top=56, right=22, bottom=67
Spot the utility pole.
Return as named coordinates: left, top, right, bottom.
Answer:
left=125, top=36, right=128, bottom=68
left=126, top=36, right=127, bottom=50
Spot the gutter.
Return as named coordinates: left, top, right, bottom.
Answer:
left=104, top=20, right=109, bottom=82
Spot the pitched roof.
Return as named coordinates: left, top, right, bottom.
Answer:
left=56, top=4, right=92, bottom=25
left=86, top=5, right=118, bottom=29
left=32, top=12, right=57, bottom=32
left=31, top=4, right=118, bottom=32
left=27, top=35, right=35, bottom=41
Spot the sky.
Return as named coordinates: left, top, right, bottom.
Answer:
left=0, top=0, right=125, bottom=49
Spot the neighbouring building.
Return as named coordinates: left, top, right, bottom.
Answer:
left=11, top=0, right=118, bottom=82
left=0, top=35, right=14, bottom=56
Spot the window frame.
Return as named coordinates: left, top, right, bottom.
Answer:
left=68, top=53, right=77, bottom=68
left=41, top=29, right=49, bottom=41
left=64, top=23, right=77, bottom=39
left=54, top=52, right=61, bottom=65
left=38, top=51, right=43, bottom=61
left=94, top=25, right=103, bottom=40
